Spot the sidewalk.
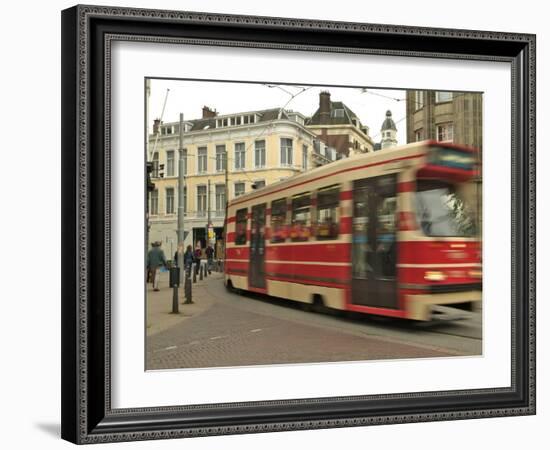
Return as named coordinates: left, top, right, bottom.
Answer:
left=146, top=268, right=224, bottom=337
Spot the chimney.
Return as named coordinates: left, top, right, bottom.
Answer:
left=153, top=118, right=161, bottom=135
left=202, top=106, right=218, bottom=118
left=319, top=91, right=331, bottom=125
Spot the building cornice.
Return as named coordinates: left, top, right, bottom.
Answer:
left=149, top=118, right=317, bottom=144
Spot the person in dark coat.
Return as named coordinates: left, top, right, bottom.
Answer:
left=193, top=245, right=202, bottom=275
left=183, top=245, right=194, bottom=276
left=147, top=241, right=167, bottom=291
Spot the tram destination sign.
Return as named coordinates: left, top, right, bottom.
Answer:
left=427, top=145, right=476, bottom=171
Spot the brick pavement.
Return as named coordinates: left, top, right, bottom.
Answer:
left=146, top=278, right=456, bottom=370
left=146, top=269, right=222, bottom=337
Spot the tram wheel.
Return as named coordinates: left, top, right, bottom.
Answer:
left=226, top=279, right=242, bottom=295
left=311, top=294, right=326, bottom=313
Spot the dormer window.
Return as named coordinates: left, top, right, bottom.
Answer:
left=161, top=125, right=174, bottom=135
left=331, top=109, right=345, bottom=118
left=216, top=118, right=229, bottom=128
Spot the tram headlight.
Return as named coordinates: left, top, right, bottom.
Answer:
left=468, top=269, right=482, bottom=278
left=424, top=271, right=447, bottom=281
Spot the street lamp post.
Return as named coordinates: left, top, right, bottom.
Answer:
left=177, top=113, right=186, bottom=283
left=223, top=151, right=229, bottom=268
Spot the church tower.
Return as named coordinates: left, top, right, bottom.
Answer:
left=380, top=110, right=398, bottom=149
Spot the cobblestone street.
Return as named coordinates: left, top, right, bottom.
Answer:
left=146, top=272, right=481, bottom=370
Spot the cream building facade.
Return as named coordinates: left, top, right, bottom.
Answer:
left=147, top=107, right=317, bottom=258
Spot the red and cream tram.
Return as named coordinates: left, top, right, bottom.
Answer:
left=224, top=140, right=481, bottom=321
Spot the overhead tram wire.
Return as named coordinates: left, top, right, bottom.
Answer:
left=359, top=88, right=472, bottom=141
left=212, top=84, right=313, bottom=189
left=150, top=88, right=170, bottom=160
left=360, top=87, right=470, bottom=108
left=157, top=84, right=311, bottom=190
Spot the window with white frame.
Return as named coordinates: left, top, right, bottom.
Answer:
left=216, top=118, right=229, bottom=128
left=234, top=182, right=245, bottom=197
left=150, top=189, right=158, bottom=215
left=215, top=184, right=225, bottom=216
left=437, top=123, right=454, bottom=142
left=255, top=140, right=266, bottom=168
left=242, top=114, right=255, bottom=125
left=234, top=142, right=245, bottom=170
left=280, top=138, right=293, bottom=166
left=166, top=150, right=175, bottom=176
left=216, top=145, right=226, bottom=172
left=197, top=185, right=207, bottom=216
left=414, top=91, right=424, bottom=110
left=435, top=91, right=453, bottom=103
left=198, top=147, right=207, bottom=173
left=165, top=187, right=175, bottom=214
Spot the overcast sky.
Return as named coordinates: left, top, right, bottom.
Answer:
left=147, top=79, right=408, bottom=145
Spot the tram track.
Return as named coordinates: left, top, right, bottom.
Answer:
left=415, top=323, right=482, bottom=340
left=208, top=278, right=482, bottom=356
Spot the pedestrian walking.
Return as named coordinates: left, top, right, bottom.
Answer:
left=183, top=245, right=194, bottom=277
left=205, top=244, right=214, bottom=273
left=147, top=241, right=167, bottom=291
left=194, top=244, right=202, bottom=276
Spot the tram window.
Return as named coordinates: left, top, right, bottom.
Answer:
left=415, top=180, right=476, bottom=237
left=235, top=208, right=248, bottom=245
left=270, top=198, right=287, bottom=243
left=316, top=186, right=339, bottom=240
left=376, top=179, right=397, bottom=278
left=291, top=193, right=311, bottom=242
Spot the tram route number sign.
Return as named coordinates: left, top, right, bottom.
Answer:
left=428, top=146, right=476, bottom=171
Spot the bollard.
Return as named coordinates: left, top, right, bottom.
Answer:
left=199, top=264, right=203, bottom=280
left=172, top=285, right=179, bottom=314
left=184, top=269, right=193, bottom=304
left=169, top=266, right=180, bottom=314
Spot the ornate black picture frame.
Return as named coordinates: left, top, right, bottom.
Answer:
left=61, top=4, right=536, bottom=444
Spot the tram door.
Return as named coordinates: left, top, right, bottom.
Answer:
left=249, top=203, right=267, bottom=289
left=351, top=175, right=398, bottom=308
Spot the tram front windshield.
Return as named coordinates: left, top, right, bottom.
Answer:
left=415, top=180, right=477, bottom=237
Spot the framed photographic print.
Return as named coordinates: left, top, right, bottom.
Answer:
left=61, top=4, right=536, bottom=444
